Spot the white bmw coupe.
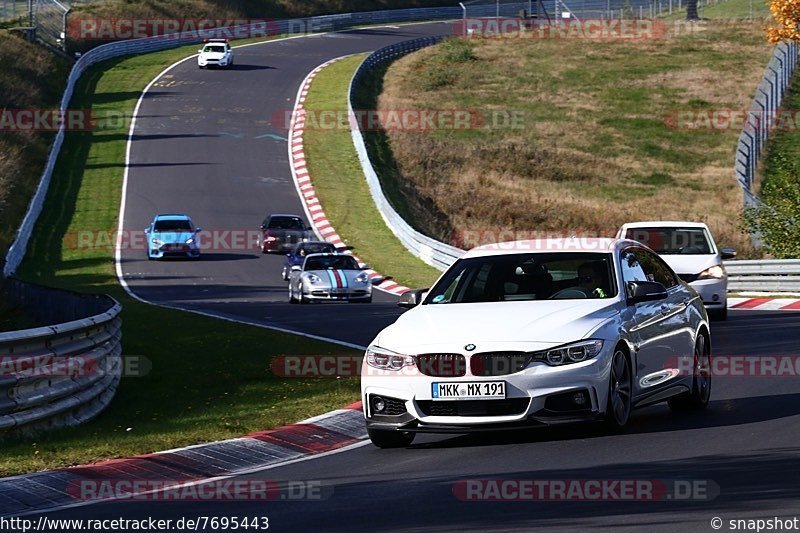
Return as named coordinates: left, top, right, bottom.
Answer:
left=361, top=238, right=711, bottom=448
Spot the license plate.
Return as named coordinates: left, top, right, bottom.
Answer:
left=431, top=381, right=506, bottom=401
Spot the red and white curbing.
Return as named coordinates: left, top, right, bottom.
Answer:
left=287, top=57, right=411, bottom=296
left=728, top=297, right=800, bottom=311
left=1, top=402, right=367, bottom=517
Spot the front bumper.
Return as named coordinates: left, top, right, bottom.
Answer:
left=149, top=243, right=200, bottom=259
left=198, top=59, right=228, bottom=67
left=361, top=350, right=612, bottom=433
left=303, top=287, right=372, bottom=301
left=688, top=278, right=727, bottom=309
left=263, top=239, right=300, bottom=252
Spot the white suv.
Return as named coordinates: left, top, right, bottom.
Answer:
left=198, top=39, right=233, bottom=69
left=617, top=221, right=736, bottom=320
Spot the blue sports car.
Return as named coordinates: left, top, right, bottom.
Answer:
left=145, top=214, right=201, bottom=260
left=281, top=241, right=337, bottom=280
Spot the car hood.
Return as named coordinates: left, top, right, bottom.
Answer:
left=304, top=269, right=363, bottom=284
left=375, top=299, right=619, bottom=353
left=200, top=52, right=226, bottom=59
left=657, top=254, right=719, bottom=275
left=151, top=231, right=193, bottom=244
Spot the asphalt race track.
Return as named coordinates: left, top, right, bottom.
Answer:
left=43, top=22, right=800, bottom=532
left=118, top=22, right=454, bottom=347
left=32, top=311, right=800, bottom=531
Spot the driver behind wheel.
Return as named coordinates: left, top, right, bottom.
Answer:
left=576, top=262, right=607, bottom=298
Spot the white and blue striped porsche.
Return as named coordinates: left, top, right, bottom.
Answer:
left=288, top=253, right=372, bottom=304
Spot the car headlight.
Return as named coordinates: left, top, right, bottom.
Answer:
left=354, top=272, right=370, bottom=284
left=185, top=238, right=194, bottom=244
left=151, top=239, right=163, bottom=246
left=307, top=274, right=322, bottom=284
left=534, top=340, right=604, bottom=366
left=697, top=265, right=725, bottom=280
left=265, top=236, right=278, bottom=242
left=366, top=346, right=415, bottom=371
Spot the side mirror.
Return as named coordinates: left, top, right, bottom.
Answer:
left=194, top=227, right=202, bottom=233
left=260, top=224, right=267, bottom=230
left=307, top=226, right=313, bottom=231
left=626, top=281, right=668, bottom=305
left=198, top=49, right=203, bottom=53
left=285, top=253, right=291, bottom=257
left=144, top=228, right=151, bottom=234
left=398, top=288, right=429, bottom=309
left=360, top=264, right=371, bottom=271
left=721, top=248, right=737, bottom=260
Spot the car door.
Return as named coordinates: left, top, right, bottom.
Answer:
left=619, top=247, right=675, bottom=399
left=637, top=248, right=695, bottom=373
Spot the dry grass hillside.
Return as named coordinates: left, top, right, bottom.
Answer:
left=0, top=32, right=69, bottom=260
left=365, top=21, right=774, bottom=255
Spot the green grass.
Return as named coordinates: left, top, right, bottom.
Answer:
left=302, top=54, right=442, bottom=289
left=660, top=0, right=771, bottom=20
left=3, top=37, right=361, bottom=477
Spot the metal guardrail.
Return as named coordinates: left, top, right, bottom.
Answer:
left=725, top=260, right=800, bottom=292
left=734, top=41, right=799, bottom=207
left=0, top=278, right=122, bottom=435
left=349, top=36, right=466, bottom=271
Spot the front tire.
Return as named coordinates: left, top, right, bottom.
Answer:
left=367, top=428, right=415, bottom=448
left=605, top=347, right=632, bottom=429
left=669, top=333, right=711, bottom=411
left=709, top=306, right=727, bottom=321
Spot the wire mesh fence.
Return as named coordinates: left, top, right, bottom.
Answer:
left=0, top=0, right=29, bottom=24
left=34, top=0, right=68, bottom=49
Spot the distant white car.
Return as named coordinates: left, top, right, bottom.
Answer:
left=198, top=39, right=233, bottom=69
left=617, top=221, right=736, bottom=320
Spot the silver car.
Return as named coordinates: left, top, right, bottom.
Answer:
left=288, top=253, right=372, bottom=304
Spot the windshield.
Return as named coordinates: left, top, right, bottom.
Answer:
left=425, top=252, right=617, bottom=304
left=297, top=243, right=335, bottom=255
left=267, top=217, right=305, bottom=230
left=305, top=255, right=359, bottom=271
left=203, top=45, right=226, bottom=53
left=153, top=219, right=192, bottom=232
left=624, top=227, right=713, bottom=255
